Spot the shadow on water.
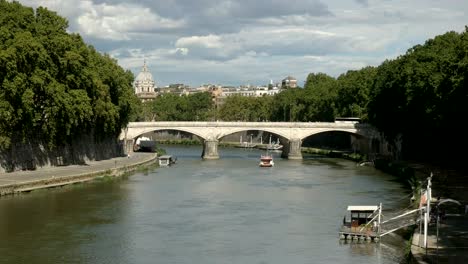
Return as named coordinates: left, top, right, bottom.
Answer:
left=302, top=155, right=348, bottom=170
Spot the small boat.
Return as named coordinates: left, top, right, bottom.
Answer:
left=237, top=142, right=257, bottom=148
left=158, top=155, right=177, bottom=166
left=266, top=143, right=283, bottom=151
left=259, top=154, right=274, bottom=167
left=258, top=135, right=282, bottom=151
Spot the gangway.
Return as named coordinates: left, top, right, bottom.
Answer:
left=339, top=174, right=433, bottom=244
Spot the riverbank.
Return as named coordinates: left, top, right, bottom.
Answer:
left=0, top=152, right=158, bottom=196
left=408, top=164, right=468, bottom=264
left=308, top=148, right=468, bottom=263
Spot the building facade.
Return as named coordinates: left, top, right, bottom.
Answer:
left=281, top=76, right=297, bottom=88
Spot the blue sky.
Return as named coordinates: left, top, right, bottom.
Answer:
left=18, top=0, right=468, bottom=87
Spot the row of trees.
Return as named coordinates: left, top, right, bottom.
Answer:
left=0, top=1, right=139, bottom=161
left=137, top=66, right=376, bottom=123
left=137, top=27, right=468, bottom=167
left=136, top=92, right=213, bottom=121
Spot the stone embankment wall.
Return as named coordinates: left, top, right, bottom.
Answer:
left=0, top=154, right=158, bottom=196
left=0, top=135, right=124, bottom=173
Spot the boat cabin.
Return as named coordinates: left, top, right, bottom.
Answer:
left=344, top=205, right=378, bottom=228
left=158, top=155, right=176, bottom=166
left=339, top=205, right=381, bottom=242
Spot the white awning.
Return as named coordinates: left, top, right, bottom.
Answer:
left=347, top=205, right=378, bottom=211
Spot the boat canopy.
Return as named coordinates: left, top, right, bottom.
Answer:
left=347, top=205, right=378, bottom=211
left=159, top=155, right=173, bottom=159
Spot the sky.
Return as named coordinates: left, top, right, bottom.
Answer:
left=17, top=0, right=468, bottom=87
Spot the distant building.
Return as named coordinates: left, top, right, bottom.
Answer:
left=168, top=83, right=189, bottom=89
left=212, top=85, right=282, bottom=107
left=133, top=61, right=157, bottom=101
left=281, top=76, right=297, bottom=88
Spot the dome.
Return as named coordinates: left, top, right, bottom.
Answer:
left=135, top=61, right=153, bottom=82
left=133, top=60, right=157, bottom=99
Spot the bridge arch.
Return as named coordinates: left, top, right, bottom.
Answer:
left=129, top=128, right=206, bottom=141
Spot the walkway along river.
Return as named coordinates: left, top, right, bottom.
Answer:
left=0, top=145, right=411, bottom=263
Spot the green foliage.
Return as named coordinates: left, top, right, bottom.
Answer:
left=302, top=73, right=337, bottom=121
left=368, top=28, right=468, bottom=165
left=217, top=95, right=274, bottom=121
left=0, top=1, right=138, bottom=150
left=270, top=89, right=301, bottom=121
left=140, top=92, right=214, bottom=121
left=335, top=67, right=376, bottom=120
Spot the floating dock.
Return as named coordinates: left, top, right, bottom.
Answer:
left=339, top=227, right=380, bottom=242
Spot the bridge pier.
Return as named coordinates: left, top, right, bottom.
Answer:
left=202, top=140, right=219, bottom=159
left=287, top=138, right=303, bottom=160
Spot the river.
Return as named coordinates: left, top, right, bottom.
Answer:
left=0, top=145, right=410, bottom=264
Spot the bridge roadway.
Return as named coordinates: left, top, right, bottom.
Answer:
left=120, top=121, right=381, bottom=160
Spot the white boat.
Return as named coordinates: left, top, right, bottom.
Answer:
left=266, top=143, right=283, bottom=151
left=158, top=155, right=177, bottom=166
left=259, top=154, right=274, bottom=167
left=238, top=142, right=257, bottom=148
left=134, top=136, right=156, bottom=152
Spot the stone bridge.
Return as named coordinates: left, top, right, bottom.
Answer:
left=120, top=121, right=382, bottom=160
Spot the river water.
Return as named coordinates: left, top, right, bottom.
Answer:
left=0, top=145, right=410, bottom=264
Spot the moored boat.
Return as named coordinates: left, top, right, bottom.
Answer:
left=159, top=155, right=177, bottom=166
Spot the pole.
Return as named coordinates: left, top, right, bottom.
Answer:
left=424, top=173, right=433, bottom=251
left=378, top=202, right=382, bottom=235
left=427, top=173, right=432, bottom=217
left=419, top=188, right=423, bottom=246
left=436, top=209, right=439, bottom=263
left=424, top=211, right=428, bottom=250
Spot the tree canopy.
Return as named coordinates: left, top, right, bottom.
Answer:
left=368, top=28, right=468, bottom=165
left=0, top=0, right=138, bottom=151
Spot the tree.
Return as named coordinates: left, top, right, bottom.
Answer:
left=335, top=67, right=376, bottom=120
left=0, top=0, right=138, bottom=160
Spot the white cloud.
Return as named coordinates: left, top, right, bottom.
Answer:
left=77, top=1, right=185, bottom=40
left=14, top=0, right=468, bottom=86
left=175, top=35, right=223, bottom=49
left=19, top=0, right=185, bottom=40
